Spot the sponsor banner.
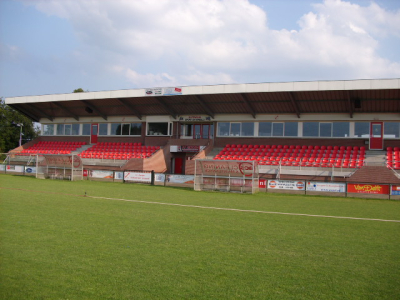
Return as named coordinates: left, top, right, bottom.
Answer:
left=306, top=181, right=346, bottom=193
left=268, top=180, right=305, bottom=190
left=180, top=145, right=200, bottom=152
left=91, top=170, right=114, bottom=179
left=155, top=173, right=166, bottom=182
left=25, top=166, right=37, bottom=174
left=259, top=179, right=267, bottom=188
left=347, top=184, right=389, bottom=195
left=178, top=115, right=212, bottom=122
left=145, top=87, right=182, bottom=96
left=124, top=172, right=152, bottom=183
left=114, top=172, right=124, bottom=180
left=0, top=165, right=5, bottom=171
left=198, top=160, right=257, bottom=177
left=39, top=155, right=82, bottom=168
left=6, top=165, right=24, bottom=173
left=230, top=178, right=253, bottom=187
left=166, top=175, right=194, bottom=184
left=391, top=185, right=400, bottom=195
left=83, top=169, right=88, bottom=177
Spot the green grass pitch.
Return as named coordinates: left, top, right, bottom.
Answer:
left=1, top=174, right=399, bottom=299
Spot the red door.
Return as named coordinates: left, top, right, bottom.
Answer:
left=370, top=122, right=383, bottom=150
left=91, top=124, right=98, bottom=144
left=174, top=157, right=183, bottom=174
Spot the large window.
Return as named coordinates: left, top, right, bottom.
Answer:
left=303, top=122, right=319, bottom=137
left=272, top=123, right=284, bottom=136
left=71, top=124, right=80, bottom=135
left=43, top=124, right=54, bottom=135
left=147, top=122, right=170, bottom=136
left=333, top=122, right=349, bottom=137
left=57, top=124, right=65, bottom=135
left=284, top=122, right=298, bottom=136
left=354, top=122, right=369, bottom=138
left=99, top=124, right=108, bottom=135
left=303, top=122, right=349, bottom=137
left=384, top=122, right=400, bottom=138
left=111, top=123, right=121, bottom=135
left=130, top=123, right=142, bottom=135
left=217, top=122, right=230, bottom=136
left=82, top=124, right=91, bottom=135
left=241, top=123, right=254, bottom=136
left=230, top=123, right=241, bottom=136
left=259, top=122, right=272, bottom=137
left=110, top=123, right=142, bottom=135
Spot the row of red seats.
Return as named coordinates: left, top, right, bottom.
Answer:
left=80, top=143, right=160, bottom=160
left=386, top=147, right=400, bottom=169
left=79, top=153, right=152, bottom=159
left=96, top=142, right=142, bottom=146
left=36, top=141, right=85, bottom=145
left=215, top=144, right=365, bottom=168
left=18, top=141, right=86, bottom=155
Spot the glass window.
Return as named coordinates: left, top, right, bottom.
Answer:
left=210, top=124, right=214, bottom=138
left=71, top=124, right=80, bottom=135
left=354, top=122, right=369, bottom=138
left=230, top=123, right=240, bottom=136
left=130, top=123, right=142, bottom=135
left=57, top=124, right=65, bottom=135
left=99, top=124, right=108, bottom=135
left=372, top=124, right=382, bottom=137
left=82, top=124, right=91, bottom=135
left=147, top=122, right=169, bottom=135
left=303, top=122, right=319, bottom=137
left=111, top=123, right=121, bottom=135
left=65, top=124, right=72, bottom=135
left=121, top=123, right=130, bottom=135
left=241, top=123, right=254, bottom=136
left=333, top=122, right=349, bottom=137
left=320, top=123, right=332, bottom=137
left=272, top=123, right=284, bottom=136
left=259, top=122, right=272, bottom=137
left=43, top=124, right=54, bottom=135
left=384, top=122, right=399, bottom=138
left=284, top=122, right=298, bottom=137
left=218, top=122, right=230, bottom=136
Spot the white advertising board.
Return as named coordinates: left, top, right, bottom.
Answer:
left=166, top=175, right=194, bottom=184
left=124, top=172, right=152, bottom=183
left=306, top=181, right=346, bottom=193
left=6, top=165, right=24, bottom=173
left=0, top=165, right=5, bottom=171
left=114, top=172, right=124, bottom=180
left=155, top=173, right=166, bottom=182
left=91, top=170, right=114, bottom=179
left=268, top=180, right=305, bottom=190
left=25, top=166, right=37, bottom=174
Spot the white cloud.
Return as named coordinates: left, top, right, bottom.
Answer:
left=24, top=0, right=400, bottom=87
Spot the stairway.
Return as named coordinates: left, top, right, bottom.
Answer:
left=364, top=150, right=386, bottom=166
left=347, top=165, right=400, bottom=184
left=205, top=147, right=223, bottom=159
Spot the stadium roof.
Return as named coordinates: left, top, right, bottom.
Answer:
left=5, top=78, right=400, bottom=122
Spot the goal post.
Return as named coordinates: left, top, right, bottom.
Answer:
left=36, top=154, right=83, bottom=181
left=194, top=159, right=259, bottom=193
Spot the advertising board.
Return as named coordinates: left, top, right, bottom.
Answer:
left=198, top=160, right=256, bottom=177
left=25, top=166, right=37, bottom=174
left=347, top=184, right=389, bottom=194
left=259, top=179, right=267, bottom=188
left=91, top=170, right=114, bottom=179
left=0, top=165, right=5, bottom=171
left=6, top=165, right=24, bottom=173
left=155, top=173, right=166, bottom=182
left=268, top=180, right=305, bottom=190
left=166, top=175, right=194, bottom=184
left=391, top=185, right=400, bottom=195
left=114, top=172, right=124, bottom=180
left=124, top=172, right=152, bottom=183
left=306, top=182, right=346, bottom=193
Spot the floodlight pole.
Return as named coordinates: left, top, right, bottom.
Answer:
left=17, top=123, right=23, bottom=147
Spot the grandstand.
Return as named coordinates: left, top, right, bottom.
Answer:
left=4, top=78, right=400, bottom=184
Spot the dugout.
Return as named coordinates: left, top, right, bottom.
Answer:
left=36, top=154, right=83, bottom=181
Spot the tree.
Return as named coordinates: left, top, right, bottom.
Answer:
left=73, top=88, right=85, bottom=93
left=0, top=97, right=39, bottom=153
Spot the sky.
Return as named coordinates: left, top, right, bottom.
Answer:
left=0, top=0, right=399, bottom=98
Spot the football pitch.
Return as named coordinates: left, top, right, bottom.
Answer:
left=1, top=174, right=399, bottom=299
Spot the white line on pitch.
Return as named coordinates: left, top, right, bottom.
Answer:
left=86, top=195, right=400, bottom=223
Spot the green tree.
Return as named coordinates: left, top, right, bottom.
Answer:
left=73, top=88, right=85, bottom=93
left=0, top=97, right=39, bottom=153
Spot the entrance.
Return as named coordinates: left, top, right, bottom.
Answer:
left=91, top=124, right=98, bottom=144
left=369, top=122, right=383, bottom=150
left=182, top=124, right=214, bottom=139
left=173, top=157, right=183, bottom=174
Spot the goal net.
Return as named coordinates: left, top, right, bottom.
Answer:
left=36, top=154, right=83, bottom=181
left=194, top=159, right=259, bottom=193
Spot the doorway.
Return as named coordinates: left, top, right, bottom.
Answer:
left=91, top=123, right=98, bottom=144
left=369, top=122, right=383, bottom=150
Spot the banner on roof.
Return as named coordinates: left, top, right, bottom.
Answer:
left=124, top=172, right=151, bottom=183
left=91, top=170, right=114, bottom=179
left=268, top=180, right=305, bottom=190
left=391, top=185, right=400, bottom=195
left=197, top=160, right=257, bottom=177
left=306, top=181, right=346, bottom=193
left=145, top=87, right=182, bottom=96
left=347, top=184, right=389, bottom=194
left=6, top=165, right=24, bottom=173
